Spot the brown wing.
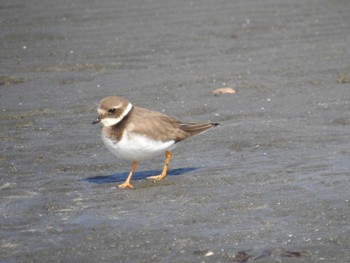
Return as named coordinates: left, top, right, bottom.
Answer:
left=179, top=122, right=219, bottom=136
left=118, top=106, right=219, bottom=143
left=126, top=107, right=190, bottom=142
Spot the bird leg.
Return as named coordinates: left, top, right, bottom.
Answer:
left=147, top=151, right=171, bottom=181
left=118, top=161, right=137, bottom=189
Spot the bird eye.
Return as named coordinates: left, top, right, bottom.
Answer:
left=108, top=108, right=116, bottom=113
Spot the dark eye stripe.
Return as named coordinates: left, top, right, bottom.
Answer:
left=108, top=108, right=116, bottom=113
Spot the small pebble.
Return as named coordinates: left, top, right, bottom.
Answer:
left=204, top=251, right=214, bottom=257
left=211, top=87, right=237, bottom=95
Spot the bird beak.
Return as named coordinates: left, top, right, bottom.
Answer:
left=92, top=117, right=101, bottom=125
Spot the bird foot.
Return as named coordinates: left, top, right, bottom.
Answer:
left=117, top=181, right=135, bottom=190
left=147, top=174, right=166, bottom=181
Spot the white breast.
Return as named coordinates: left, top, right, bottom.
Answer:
left=101, top=130, right=176, bottom=161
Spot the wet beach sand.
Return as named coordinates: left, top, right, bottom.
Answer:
left=1, top=0, right=350, bottom=262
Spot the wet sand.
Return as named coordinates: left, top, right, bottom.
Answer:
left=1, top=0, right=350, bottom=262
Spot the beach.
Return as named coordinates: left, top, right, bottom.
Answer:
left=1, top=0, right=350, bottom=262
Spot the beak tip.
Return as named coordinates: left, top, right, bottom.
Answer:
left=92, top=118, right=101, bottom=125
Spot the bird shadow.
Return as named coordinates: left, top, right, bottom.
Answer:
left=83, top=167, right=201, bottom=184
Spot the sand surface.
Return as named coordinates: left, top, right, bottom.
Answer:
left=1, top=0, right=350, bottom=262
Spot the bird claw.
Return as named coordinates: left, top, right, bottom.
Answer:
left=146, top=174, right=166, bottom=181
left=117, top=182, right=135, bottom=190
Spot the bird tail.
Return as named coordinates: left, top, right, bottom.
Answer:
left=179, top=122, right=219, bottom=136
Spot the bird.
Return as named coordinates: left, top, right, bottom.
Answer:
left=92, top=96, right=219, bottom=189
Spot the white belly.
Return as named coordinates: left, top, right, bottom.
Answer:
left=102, top=131, right=176, bottom=161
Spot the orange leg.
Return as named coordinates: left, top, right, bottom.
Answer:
left=147, top=151, right=171, bottom=181
left=118, top=161, right=137, bottom=190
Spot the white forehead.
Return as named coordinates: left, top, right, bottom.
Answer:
left=98, top=108, right=107, bottom=114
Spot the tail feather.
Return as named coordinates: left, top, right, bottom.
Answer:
left=179, top=122, right=219, bottom=136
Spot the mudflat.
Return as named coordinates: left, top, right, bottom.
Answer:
left=1, top=0, right=350, bottom=262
